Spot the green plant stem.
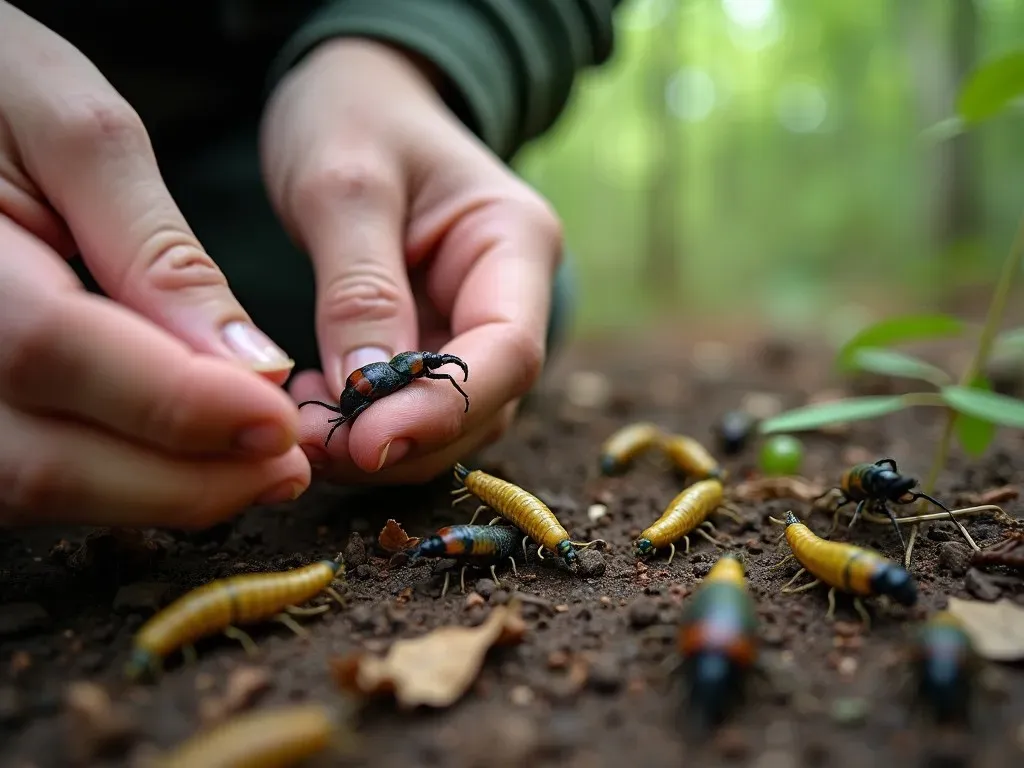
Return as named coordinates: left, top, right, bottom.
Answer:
left=908, top=209, right=1024, bottom=567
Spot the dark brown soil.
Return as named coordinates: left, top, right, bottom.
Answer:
left=3, top=330, right=1024, bottom=768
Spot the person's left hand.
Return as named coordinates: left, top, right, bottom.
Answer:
left=260, top=38, right=562, bottom=484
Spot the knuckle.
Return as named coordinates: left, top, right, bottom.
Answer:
left=53, top=97, right=148, bottom=152
left=141, top=243, right=229, bottom=294
left=291, top=153, right=395, bottom=212
left=2, top=451, right=69, bottom=513
left=318, top=265, right=406, bottom=326
left=505, top=329, right=545, bottom=399
left=0, top=303, right=64, bottom=398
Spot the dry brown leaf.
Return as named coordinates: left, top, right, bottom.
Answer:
left=962, top=485, right=1020, bottom=506
left=378, top=519, right=420, bottom=554
left=946, top=597, right=1024, bottom=661
left=330, top=603, right=526, bottom=708
left=731, top=476, right=826, bottom=503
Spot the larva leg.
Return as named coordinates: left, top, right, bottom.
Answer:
left=716, top=504, right=744, bottom=525
left=779, top=567, right=808, bottom=591
left=459, top=566, right=468, bottom=594
left=182, top=644, right=198, bottom=666
left=487, top=517, right=504, bottom=526
left=767, top=554, right=795, bottom=570
left=273, top=612, right=310, bottom=638
left=701, top=520, right=720, bottom=536
left=441, top=572, right=452, bottom=598
left=783, top=578, right=821, bottom=595
left=223, top=626, right=258, bottom=656
left=667, top=542, right=677, bottom=565
left=507, top=557, right=519, bottom=577
left=825, top=587, right=837, bottom=620
left=468, top=505, right=489, bottom=525
left=451, top=492, right=473, bottom=507
left=570, top=539, right=607, bottom=550
left=853, top=597, right=871, bottom=629
left=325, top=587, right=347, bottom=607
left=536, top=544, right=546, bottom=561
left=521, top=536, right=531, bottom=560
left=284, top=604, right=331, bottom=617
left=848, top=500, right=867, bottom=531
left=696, top=527, right=723, bottom=548
left=489, top=565, right=503, bottom=589
left=683, top=536, right=691, bottom=554
left=828, top=499, right=852, bottom=537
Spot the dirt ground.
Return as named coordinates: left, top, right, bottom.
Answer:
left=2, top=328, right=1024, bottom=768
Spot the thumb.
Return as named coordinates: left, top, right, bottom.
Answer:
left=288, top=151, right=417, bottom=395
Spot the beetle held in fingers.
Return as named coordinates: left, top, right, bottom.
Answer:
left=299, top=351, right=470, bottom=447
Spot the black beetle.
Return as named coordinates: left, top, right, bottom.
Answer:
left=298, top=351, right=469, bottom=446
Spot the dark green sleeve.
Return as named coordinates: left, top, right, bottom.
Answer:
left=267, top=0, right=625, bottom=161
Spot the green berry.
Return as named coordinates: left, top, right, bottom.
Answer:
left=759, top=434, right=804, bottom=476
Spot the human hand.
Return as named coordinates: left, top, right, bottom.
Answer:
left=0, top=3, right=310, bottom=527
left=260, top=39, right=562, bottom=483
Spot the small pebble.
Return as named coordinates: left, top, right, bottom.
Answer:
left=565, top=371, right=612, bottom=409
left=965, top=568, right=1001, bottom=601
left=474, top=579, right=496, bottom=599
left=745, top=539, right=763, bottom=554
left=938, top=542, right=972, bottom=577
left=587, top=504, right=608, bottom=523
left=587, top=655, right=624, bottom=693
left=509, top=685, right=535, bottom=707
left=343, top=532, right=367, bottom=567
left=837, top=656, right=858, bottom=678
left=548, top=650, right=570, bottom=669
left=628, top=597, right=659, bottom=628
left=713, top=726, right=749, bottom=760
left=576, top=549, right=606, bottom=578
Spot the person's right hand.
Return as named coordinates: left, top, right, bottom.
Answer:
left=0, top=3, right=310, bottom=528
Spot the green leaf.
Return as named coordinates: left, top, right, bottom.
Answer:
left=941, top=384, right=1024, bottom=429
left=846, top=347, right=951, bottom=387
left=957, top=50, right=1024, bottom=124
left=991, top=327, right=1024, bottom=361
left=758, top=396, right=909, bottom=434
left=837, top=314, right=965, bottom=370
left=954, top=375, right=997, bottom=457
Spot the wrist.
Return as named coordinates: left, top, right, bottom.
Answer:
left=303, top=36, right=446, bottom=96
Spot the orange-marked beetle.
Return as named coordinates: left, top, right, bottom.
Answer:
left=298, top=351, right=469, bottom=446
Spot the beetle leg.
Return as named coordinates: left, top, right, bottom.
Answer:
left=779, top=567, right=808, bottom=591
left=441, top=572, right=451, bottom=598
left=667, top=542, right=676, bottom=564
left=322, top=416, right=349, bottom=448
left=489, top=565, right=503, bottom=589
left=182, top=644, right=198, bottom=666
left=878, top=503, right=907, bottom=551
left=423, top=372, right=470, bottom=412
left=507, top=557, right=519, bottom=577
left=223, top=626, right=259, bottom=656
left=468, top=506, right=489, bottom=525
left=852, top=598, right=871, bottom=629
left=273, top=612, right=311, bottom=638
left=460, top=566, right=468, bottom=594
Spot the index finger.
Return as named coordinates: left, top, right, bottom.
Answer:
left=340, top=199, right=559, bottom=470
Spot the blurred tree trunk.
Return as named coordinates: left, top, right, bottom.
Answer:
left=902, top=0, right=980, bottom=253
left=644, top=0, right=682, bottom=302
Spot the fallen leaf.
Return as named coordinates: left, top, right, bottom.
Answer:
left=378, top=519, right=420, bottom=554
left=731, top=476, right=826, bottom=503
left=962, top=485, right=1020, bottom=506
left=946, top=597, right=1024, bottom=661
left=330, top=603, right=526, bottom=708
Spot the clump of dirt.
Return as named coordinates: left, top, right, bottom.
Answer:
left=2, top=331, right=1023, bottom=768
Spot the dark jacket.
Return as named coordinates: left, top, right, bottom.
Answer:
left=14, top=0, right=624, bottom=161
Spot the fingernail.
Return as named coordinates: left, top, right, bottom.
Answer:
left=234, top=422, right=292, bottom=455
left=375, top=438, right=413, bottom=471
left=255, top=480, right=306, bottom=505
left=222, top=321, right=295, bottom=373
left=341, top=347, right=391, bottom=381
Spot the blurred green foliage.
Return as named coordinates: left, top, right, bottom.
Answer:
left=512, top=0, right=1024, bottom=336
